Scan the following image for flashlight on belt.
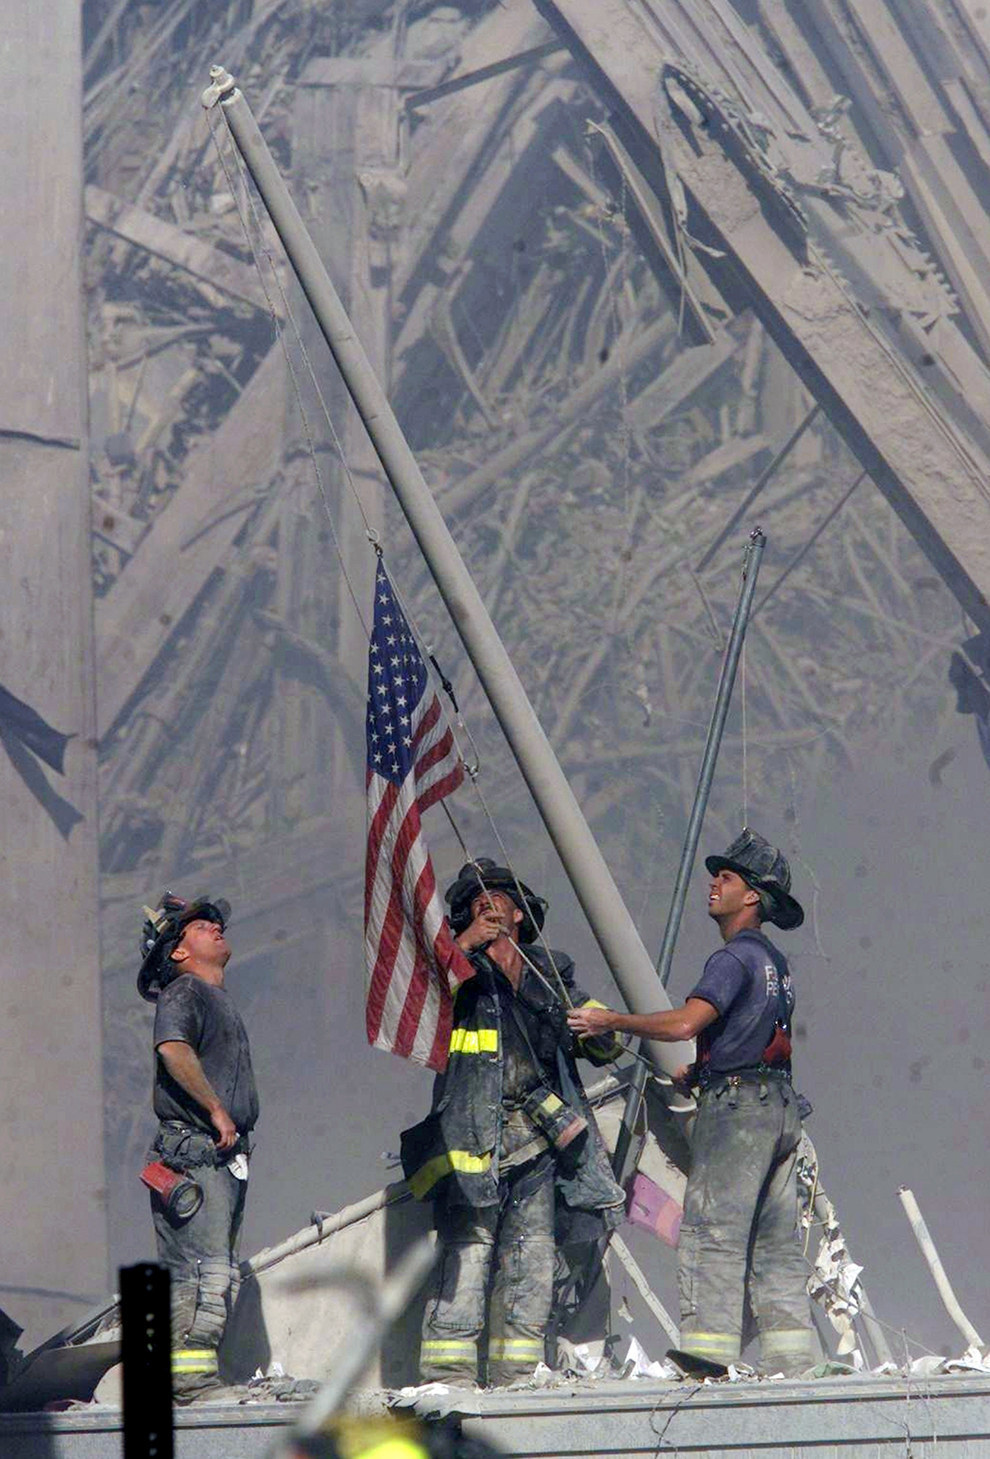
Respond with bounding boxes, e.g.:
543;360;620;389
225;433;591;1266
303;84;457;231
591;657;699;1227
140;1160;204;1222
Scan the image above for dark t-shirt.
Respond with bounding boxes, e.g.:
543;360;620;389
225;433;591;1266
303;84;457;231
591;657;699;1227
153;975;259;1134
690;929;795;1076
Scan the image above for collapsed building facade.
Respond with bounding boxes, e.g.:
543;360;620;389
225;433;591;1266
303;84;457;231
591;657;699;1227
3;0;990;1452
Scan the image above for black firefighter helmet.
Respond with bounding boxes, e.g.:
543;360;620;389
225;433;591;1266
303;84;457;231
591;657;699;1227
444;858;547;944
137;892;231;1002
704;828;804;931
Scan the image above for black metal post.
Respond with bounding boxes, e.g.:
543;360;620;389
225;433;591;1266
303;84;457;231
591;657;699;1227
121;1262;173;1459
656;526;765;989
612;528;766;1180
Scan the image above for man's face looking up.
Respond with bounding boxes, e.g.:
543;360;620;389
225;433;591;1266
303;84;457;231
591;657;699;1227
469;890;521;936
172;916;231;969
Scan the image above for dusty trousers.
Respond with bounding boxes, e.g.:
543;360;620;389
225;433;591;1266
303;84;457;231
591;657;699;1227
421;1158;555;1387
149;1125;246;1400
677;1079;815;1376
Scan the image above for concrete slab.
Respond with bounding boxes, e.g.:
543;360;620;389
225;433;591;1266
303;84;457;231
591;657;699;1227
5;1374;990;1459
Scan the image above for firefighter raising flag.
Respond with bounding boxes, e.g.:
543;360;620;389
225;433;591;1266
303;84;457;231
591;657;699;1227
364;560;474;1070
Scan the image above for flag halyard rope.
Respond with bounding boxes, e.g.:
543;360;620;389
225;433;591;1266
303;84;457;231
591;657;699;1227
205;102;634;1037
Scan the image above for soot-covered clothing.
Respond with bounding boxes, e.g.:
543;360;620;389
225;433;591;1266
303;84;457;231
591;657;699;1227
148;1128;247;1398
153;976;259;1134
401;945;624;1219
690;929;794;1078
409;945;624;1386
497;957;569;1165
678;927;813;1374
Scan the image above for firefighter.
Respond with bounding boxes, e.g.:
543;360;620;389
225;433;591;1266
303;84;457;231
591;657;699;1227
567;829;816;1378
401;859;626;1388
137;893;259;1402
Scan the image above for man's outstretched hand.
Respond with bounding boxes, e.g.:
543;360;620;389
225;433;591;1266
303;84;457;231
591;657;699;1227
567;1004;617;1037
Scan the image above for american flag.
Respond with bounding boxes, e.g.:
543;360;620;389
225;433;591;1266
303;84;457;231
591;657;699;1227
364;561;475;1071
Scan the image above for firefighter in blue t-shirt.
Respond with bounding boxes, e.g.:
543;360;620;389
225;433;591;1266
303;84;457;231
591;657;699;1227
567;829;815;1378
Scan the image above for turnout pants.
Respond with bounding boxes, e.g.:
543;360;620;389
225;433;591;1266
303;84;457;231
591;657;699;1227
421;1159;555;1387
677;1079;815;1377
149;1125;247;1400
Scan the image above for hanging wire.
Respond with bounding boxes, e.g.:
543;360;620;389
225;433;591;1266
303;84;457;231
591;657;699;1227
584;120;635;579
384;568;483;780
206;106;375;636
214;104;381;550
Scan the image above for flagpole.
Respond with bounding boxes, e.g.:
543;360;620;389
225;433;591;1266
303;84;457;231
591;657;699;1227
202;66;695;1089
612;529;765;1179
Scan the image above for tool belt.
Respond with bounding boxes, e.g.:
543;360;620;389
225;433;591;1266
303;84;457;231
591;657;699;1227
153;1121;250;1171
698;1065;792;1091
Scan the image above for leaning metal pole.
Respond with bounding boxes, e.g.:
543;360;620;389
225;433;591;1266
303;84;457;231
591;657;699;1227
657;527;765;989
898;1187;985;1352
613;529;765;1177
203;67;693;1086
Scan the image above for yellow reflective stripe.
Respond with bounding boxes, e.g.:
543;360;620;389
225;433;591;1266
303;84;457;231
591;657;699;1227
449;1027;498;1055
761;1328;814;1353
409;1148;491;1199
489;1337;543;1357
421;1339;478;1353
405;1143;492;1202
680;1330;740;1359
171;1348;218;1374
537;1091;562;1113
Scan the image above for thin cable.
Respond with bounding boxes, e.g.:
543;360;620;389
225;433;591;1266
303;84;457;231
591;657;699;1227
217;103;381;545
386;582;668;1058
212;107;537;909
802;1259;942;1360
438;804;655;1075
208;105;651;1063
381;566;583;1013
206;107;373;637
649;1381;704;1450
455;786;574;1010
385;568;483;778
584;122;635;592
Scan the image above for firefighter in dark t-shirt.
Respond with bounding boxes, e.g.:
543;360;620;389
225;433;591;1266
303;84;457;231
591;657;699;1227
568;829;816;1377
138;893;258;1402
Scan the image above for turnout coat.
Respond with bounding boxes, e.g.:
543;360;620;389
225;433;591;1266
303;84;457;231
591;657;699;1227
400;945;627;1225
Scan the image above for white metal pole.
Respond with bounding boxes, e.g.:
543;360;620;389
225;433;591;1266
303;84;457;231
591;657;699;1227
898;1186;984;1351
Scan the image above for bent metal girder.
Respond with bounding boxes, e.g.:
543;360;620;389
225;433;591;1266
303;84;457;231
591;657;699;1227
531;0;990;631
